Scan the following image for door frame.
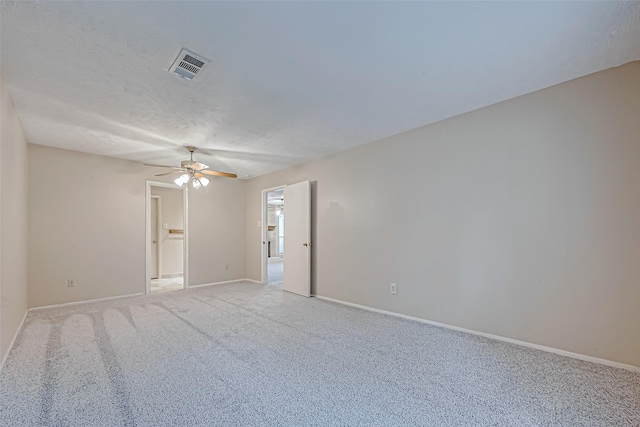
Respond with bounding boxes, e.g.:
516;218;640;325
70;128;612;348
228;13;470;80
146;180;188;294
261;185;286;283
151;195;162;279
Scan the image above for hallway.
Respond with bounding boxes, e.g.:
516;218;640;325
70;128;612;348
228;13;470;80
267;258;283;285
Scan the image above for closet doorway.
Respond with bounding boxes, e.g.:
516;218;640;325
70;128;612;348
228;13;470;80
146;181;188;293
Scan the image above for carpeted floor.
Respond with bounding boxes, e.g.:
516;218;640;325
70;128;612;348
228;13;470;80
1;281;639;426
268;258;283;284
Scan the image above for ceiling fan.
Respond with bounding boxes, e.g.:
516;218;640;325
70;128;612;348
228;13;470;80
144;146;237;188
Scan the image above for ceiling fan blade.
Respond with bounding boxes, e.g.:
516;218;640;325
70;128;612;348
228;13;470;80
191;162;208;171
144;163;185;171
155;171;183;177
198;169;238;179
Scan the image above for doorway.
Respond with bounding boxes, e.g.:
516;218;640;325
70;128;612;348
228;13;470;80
264;187;284;284
146;181;188;293
261;181;311;296
151;195;160;279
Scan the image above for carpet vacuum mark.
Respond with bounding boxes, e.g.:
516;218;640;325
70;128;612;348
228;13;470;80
1;281;639;426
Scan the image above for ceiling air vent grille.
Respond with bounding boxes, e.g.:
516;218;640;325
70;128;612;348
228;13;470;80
169;49;210;80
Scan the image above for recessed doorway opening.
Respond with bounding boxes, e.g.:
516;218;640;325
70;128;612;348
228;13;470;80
264;187;285;285
146;181;188;294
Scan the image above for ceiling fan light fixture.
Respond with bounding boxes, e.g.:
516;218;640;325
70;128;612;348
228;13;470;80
145;146;237;189
174;174;190;187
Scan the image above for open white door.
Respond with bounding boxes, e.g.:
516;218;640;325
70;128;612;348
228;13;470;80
283;180;311;297
151;197;159;279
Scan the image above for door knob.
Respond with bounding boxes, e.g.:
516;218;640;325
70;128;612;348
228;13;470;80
153;240;157;243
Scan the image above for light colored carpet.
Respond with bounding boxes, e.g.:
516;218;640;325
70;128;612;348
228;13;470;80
268;258;283;284
1;281;639;426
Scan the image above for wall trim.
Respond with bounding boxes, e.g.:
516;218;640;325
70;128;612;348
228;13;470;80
0;309;29;372
314;295;640;373
29;293;145;311
189;278;263;288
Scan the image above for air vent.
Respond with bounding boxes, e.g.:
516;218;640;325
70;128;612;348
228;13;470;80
169;49;210;80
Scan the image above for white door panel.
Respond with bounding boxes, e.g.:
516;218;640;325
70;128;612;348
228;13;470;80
283;180;311;297
151;198;159;279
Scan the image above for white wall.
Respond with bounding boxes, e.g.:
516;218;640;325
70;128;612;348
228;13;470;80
0;76;29;364
245;61;640;367
28;145;246;307
151;186;184;276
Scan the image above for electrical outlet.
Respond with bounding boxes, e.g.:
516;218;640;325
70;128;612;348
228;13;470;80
390;283;397;295
68;279;75;287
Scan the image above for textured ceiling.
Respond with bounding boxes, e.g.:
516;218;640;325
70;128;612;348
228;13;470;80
1;1;639;178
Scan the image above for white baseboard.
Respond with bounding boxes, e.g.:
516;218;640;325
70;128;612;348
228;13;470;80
30;293;145;311
314;295;640;374
0;309;29;372
189;278;262;288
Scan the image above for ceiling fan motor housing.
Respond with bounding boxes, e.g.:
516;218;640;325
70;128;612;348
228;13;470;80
181;160;207;170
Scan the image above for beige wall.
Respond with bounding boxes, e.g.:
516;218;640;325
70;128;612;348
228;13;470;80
188;178;246;286
28;145;151;306
0;76;29;363
246;61;640;367
28;145;247;307
151;186;184;276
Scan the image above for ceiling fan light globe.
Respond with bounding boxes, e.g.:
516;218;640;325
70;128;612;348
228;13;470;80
200;177;210;187
192;179;201;189
174;173;190;187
